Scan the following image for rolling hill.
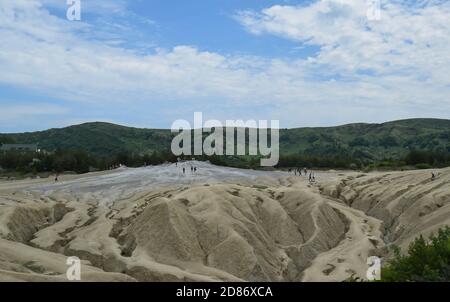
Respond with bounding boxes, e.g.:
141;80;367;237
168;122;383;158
1;118;449;163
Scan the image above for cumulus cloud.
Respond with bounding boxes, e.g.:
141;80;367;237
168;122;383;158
0;0;449;129
235;0;450;122
236;0;450;82
0;1;305;105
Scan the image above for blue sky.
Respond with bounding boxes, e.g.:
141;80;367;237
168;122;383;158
1;0;450;132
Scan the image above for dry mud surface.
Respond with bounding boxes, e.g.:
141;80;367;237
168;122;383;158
0;161;449;282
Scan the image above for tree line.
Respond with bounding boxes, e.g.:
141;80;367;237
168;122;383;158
0;148;449;175
0;149;177;174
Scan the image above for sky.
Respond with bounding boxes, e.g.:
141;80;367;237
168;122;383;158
0;0;450;132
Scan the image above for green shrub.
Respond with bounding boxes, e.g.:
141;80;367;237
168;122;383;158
381;227;450;282
415;163;432;169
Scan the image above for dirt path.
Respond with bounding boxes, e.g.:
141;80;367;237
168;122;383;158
301;195;384;281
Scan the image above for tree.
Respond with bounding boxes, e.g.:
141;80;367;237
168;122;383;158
379;136;398;148
0;135;16;144
349;137;370;147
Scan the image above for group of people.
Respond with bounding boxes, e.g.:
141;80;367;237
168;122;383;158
288;167;316;183
289;167;308;176
176;162;198;175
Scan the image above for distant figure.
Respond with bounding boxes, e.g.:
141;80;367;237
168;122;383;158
176;162;178;167
304;168;307;176
431;172;436;181
294;170;297;176
309;172;312;182
55;174;59;182
312;173;316;182
194;167;197;173
183;167;186;174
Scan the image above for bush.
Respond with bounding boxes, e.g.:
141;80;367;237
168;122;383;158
415;163;432;169
381;227;450;282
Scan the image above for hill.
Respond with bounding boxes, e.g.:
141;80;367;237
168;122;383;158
1;118;449;164
0;122;174;156
280;118;450;161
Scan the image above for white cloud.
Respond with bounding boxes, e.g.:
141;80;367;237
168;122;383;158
0;1;300;105
0;103;68;122
0;0;449;130
235;0;450;121
236;0;450;81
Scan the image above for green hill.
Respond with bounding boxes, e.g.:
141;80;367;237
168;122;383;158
280;118;450;162
1;118;449;164
1;122;174;156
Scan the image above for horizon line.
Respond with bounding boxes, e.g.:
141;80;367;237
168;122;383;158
1;117;449;134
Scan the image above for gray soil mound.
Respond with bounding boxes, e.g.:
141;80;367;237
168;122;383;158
0;162;448;281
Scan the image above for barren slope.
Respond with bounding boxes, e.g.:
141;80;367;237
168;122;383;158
0;162;448;282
